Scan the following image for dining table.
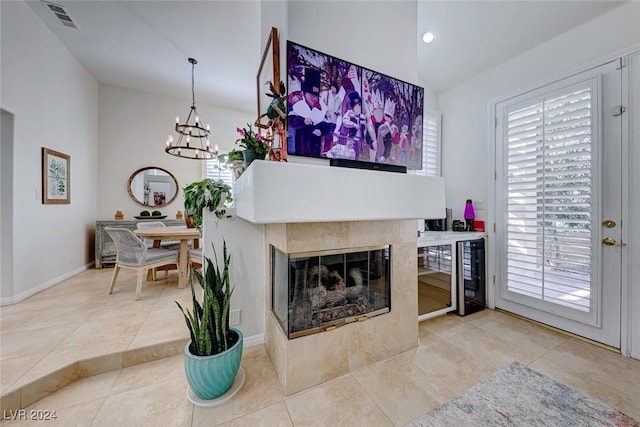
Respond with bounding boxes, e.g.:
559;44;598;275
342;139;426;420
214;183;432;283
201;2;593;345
134;226;200;289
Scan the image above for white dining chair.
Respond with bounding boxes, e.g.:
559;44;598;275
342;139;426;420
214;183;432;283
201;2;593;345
135;221;181;279
105;227;179;300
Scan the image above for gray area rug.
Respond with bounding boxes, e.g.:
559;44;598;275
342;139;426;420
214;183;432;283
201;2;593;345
408;361;639;427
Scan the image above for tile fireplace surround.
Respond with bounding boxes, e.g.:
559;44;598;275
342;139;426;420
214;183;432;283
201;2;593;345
265;220;419;395
207;161;446;396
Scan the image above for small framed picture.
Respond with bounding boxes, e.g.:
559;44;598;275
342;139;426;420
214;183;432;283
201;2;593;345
42;147;70;204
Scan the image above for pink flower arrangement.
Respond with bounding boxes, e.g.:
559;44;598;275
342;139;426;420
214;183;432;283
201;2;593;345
235;123;269;157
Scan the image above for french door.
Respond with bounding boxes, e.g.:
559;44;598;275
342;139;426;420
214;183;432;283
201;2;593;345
494;59;623;348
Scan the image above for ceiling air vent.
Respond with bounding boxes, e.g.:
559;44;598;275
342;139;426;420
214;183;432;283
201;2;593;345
42;1;78;29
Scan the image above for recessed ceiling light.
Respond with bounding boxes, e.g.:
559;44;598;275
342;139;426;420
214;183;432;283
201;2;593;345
422;32;434;44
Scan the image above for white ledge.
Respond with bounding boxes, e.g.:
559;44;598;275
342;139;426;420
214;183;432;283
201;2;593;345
233;161;446;224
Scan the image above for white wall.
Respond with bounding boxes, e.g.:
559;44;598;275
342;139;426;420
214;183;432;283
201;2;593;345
260;0;287;76
288;1;419;90
263;1;438;108
202;209;265;341
439;1;640;221
418;76;439;111
0;1;98;301
1;110;14;299
438;2;640;357
289;0;438;108
97;84;255;220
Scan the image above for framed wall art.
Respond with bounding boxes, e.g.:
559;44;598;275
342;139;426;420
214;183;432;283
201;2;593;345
256;27;287;161
42;147;70;204
256;27;280;126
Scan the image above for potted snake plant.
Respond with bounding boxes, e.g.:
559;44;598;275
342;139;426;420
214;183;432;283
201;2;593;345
176;241;243;400
182;178;232;231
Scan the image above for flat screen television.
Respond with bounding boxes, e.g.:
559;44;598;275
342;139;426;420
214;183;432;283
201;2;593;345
287;40;424;170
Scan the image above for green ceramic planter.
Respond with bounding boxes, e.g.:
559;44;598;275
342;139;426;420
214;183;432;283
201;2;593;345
243;149;260;167
184;328;243;400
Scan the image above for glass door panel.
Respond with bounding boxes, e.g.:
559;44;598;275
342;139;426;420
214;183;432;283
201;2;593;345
418;243;456;319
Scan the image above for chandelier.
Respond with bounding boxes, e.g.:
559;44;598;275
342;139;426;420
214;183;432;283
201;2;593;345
165;58;218;160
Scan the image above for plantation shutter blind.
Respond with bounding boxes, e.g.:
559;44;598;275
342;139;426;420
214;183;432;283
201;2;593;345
204;159;234;190
415;110;441;177
505;83;594;312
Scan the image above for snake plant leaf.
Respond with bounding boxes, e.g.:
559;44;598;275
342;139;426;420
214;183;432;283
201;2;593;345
211;293;223;351
175;302;198;354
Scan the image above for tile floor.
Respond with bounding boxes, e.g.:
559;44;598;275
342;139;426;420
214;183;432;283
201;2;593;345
1;267;639;426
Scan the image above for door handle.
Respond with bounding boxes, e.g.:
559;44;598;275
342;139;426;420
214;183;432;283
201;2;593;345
602;237;626;247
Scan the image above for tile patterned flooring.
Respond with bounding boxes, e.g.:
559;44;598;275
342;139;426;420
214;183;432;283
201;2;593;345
1;267;639;426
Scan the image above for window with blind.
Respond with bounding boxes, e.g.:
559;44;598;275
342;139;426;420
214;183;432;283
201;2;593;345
204;159;234;191
504;80;596;313
415;110;441;177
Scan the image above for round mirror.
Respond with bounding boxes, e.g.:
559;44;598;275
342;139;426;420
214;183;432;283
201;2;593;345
127;166;178;207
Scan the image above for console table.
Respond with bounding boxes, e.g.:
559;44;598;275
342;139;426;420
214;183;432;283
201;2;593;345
95;219;186;268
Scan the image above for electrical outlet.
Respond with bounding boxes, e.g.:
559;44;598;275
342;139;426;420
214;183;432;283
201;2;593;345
475;200;484;210
230;309;240;326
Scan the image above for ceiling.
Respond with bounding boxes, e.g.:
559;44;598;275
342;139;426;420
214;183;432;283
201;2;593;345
416;1;625;92
26;0;261;112
26;1;624;111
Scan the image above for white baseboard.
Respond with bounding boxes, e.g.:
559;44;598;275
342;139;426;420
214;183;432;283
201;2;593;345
0;262;95;306
243;333;265;347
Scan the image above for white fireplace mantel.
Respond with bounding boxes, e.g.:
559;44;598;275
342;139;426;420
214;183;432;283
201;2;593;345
233;161;446;224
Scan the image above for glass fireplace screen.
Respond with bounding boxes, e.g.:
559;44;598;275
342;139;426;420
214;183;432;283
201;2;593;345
272;245;391;339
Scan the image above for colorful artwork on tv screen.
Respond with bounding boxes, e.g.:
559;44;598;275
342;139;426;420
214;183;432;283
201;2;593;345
287;41;424;170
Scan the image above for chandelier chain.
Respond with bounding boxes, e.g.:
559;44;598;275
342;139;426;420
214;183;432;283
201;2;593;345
191;60;196;108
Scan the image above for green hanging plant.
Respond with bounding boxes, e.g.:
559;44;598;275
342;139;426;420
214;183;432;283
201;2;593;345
182;178;232;231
